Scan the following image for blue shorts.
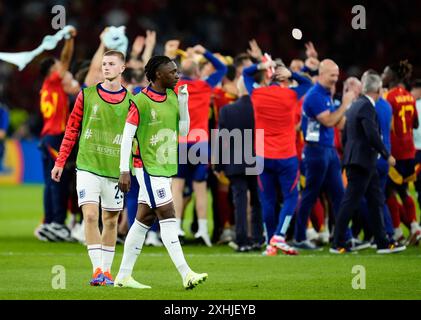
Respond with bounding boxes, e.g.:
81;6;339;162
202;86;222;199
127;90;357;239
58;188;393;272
183;175;193;197
176;142;209;182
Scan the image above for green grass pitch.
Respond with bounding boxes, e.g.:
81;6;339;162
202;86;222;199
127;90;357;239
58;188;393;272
1;184;421;300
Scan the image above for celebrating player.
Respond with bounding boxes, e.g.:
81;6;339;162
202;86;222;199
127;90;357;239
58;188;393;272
382;60;421;244
114;56;208;290
51;50;133;286
243;58;312;255
35;26;80;242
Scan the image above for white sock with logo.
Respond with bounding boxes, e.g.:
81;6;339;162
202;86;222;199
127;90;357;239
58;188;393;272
117;219;149;279
160;218;191;280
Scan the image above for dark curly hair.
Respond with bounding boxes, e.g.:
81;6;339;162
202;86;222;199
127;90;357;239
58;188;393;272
39;56;56;78
389;59;413;82
144;56;172;83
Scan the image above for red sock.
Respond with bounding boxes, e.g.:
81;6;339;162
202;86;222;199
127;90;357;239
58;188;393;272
402;196;416;227
310;198;325;232
387;194;401;228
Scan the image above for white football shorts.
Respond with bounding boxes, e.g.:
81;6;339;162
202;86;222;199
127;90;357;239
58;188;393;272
76;170;123;211
134;168;173;208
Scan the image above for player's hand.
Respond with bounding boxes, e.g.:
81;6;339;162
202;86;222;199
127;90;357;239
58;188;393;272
165;40;180;59
247;39;263;60
100;27;109;43
68;26;77;38
132;36;145;55
51;166;63;182
275;66;292;81
388;155;396;167
185;47;195;58
213;170;222;180
178;84;188;94
192;44;206;55
304;57;320;71
342;90;357;109
118;172;131;193
145;30;157;48
305;41;318;59
258;60;276;71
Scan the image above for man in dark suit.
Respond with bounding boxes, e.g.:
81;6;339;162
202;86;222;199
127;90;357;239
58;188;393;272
331;71;406;254
214;76;264;252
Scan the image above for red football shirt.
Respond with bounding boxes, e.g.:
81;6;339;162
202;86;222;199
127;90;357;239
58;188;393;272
386;86;418;160
251;85;298;159
40;71;69;136
295;97;304;161
212;87;237;128
175;79;212;143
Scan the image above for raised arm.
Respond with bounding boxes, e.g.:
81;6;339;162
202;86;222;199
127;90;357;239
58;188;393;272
242;61;276;94
127;35;145;69
192;45;227;87
58;27;77;78
316;91;356;127
290;72;313;99
242;64;259;95
141;30;156;66
164;40;180;60
84;28;108;86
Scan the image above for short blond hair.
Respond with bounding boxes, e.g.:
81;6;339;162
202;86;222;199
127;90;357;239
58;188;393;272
103;50;125;62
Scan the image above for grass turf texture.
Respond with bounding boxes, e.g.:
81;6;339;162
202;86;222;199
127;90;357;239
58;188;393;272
1;184;421;300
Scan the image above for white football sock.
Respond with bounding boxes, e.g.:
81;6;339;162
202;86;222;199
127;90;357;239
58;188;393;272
280;216;293;237
197;219;208;235
393;228;403;240
101;245;115;273
160;218;191;280
175;218;183;232
410;221;420;234
117;219;149;279
87;244;102;273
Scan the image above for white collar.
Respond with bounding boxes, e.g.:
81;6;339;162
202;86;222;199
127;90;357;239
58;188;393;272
364;94;376;107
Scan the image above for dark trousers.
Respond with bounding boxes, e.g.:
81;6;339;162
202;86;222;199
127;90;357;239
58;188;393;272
40;134;69;225
294;145;346;241
229;175;264;246
333;165;389;249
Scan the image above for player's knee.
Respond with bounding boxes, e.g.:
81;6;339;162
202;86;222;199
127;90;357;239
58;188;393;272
102;215;118;229
84;211;99;225
138;214;155;226
155;204;175;220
